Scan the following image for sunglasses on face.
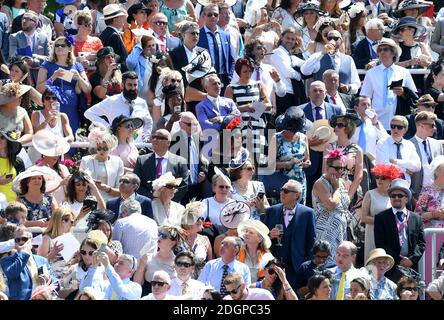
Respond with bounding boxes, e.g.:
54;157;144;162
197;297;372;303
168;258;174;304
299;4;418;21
228;284;242;295
151;280;167;287
164;184;177;189
402;287;418;292
334;123;346;129
327;36;340;41
55;43;68;48
44;96;58;101
280;188;297;194
373;175;388;181
80;249;94;256
158;231;174;240
390;124;405;130
15;237;30;243
267;268;275;275
217;185;230;190
119;179;131;184
330;165;346;171
176;261;193;268
154;21;168;26
122;123;134;129
96;146;109;152
170;78;182;83
206;12;219;18
187;31;200;36
389;193;407;199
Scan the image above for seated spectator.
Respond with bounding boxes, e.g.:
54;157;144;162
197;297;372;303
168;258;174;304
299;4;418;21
0;129;24;202
79;126;124;202
168;251;206;299
83;252;142;300
224;272;274;300
346;277;371;300
140;270;175;300
306;270;333;300
122;3;150;54
89;46;122;107
4;201;28;225
0;225;58;300
396;275;419;300
201;287;222;300
425;61;444;121
426;272;444;300
365;248;397;300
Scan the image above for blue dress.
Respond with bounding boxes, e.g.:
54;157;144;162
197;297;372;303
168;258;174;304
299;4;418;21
276;132;307;204
42;61;84;134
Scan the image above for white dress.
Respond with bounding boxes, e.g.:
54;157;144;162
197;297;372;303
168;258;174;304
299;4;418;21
364;189;391;262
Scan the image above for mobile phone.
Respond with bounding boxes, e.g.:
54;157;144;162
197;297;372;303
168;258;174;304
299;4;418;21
5;173;13;179
258;192;265;199
174;105;181;113
37;265;48;275
98;243;107;254
83;198;97;211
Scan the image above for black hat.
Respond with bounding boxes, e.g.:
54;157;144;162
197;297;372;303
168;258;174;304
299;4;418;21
0;129;22;156
329;112;362;128
395;0;430;17
295;2;325;18
111;115;144;135
96;46;119;62
127;3;151;23
162;85;182;100
87;209;115;230
392;16;426;38
275;107;311;133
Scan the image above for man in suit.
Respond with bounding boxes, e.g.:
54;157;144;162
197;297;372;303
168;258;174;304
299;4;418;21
352;18;384;70
410;111;444;199
106;173;154;223
323;70;352;113
99;4;128;68
134;129;188;202
298;81;343;207
197;4;235;91
11;0;55;41
0;226;58;300
365;0;393;18
170;112;209;203
262;179;316;290
405;95;444;140
374;179;426;283
431;16;444;56
149;13;180;52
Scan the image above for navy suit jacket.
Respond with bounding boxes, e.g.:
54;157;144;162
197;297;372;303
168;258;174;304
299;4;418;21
352;38;374;70
106;193;154;223
197;27;235;78
299;102;343;176
0;252;57;300
99;27;128;64
262;203;316;276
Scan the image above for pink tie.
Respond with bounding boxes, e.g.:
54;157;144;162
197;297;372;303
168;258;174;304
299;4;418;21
155;157;163;178
284;209;291;228
159;35;166;52
331;95;336;104
255;68;260;81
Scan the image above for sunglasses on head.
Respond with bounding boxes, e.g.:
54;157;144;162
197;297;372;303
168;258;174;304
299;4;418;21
15;237;30;243
281;187;297;194
176;261;193;268
334;123;346;129
96;146;109;152
389;193;407;199
327;36;340;41
228;284;242;295
390;124;405;130
80;249;94;256
151;280;167;287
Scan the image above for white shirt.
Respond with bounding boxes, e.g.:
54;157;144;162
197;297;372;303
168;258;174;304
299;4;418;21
270;46;303;94
414;135;433;187
327;93;346;113
360;63;417;129
328;266;368;300
112;213;158;259
300;51;361;94
84;93;153;143
376;136;421;184
201;197;234;226
351;117;389;157
168;277;206;300
184;45;199;63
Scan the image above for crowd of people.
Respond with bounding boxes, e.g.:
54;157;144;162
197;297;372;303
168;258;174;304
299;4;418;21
0;0;444;301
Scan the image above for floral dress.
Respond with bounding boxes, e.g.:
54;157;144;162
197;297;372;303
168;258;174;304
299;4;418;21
276;132;307;204
19;194;53;221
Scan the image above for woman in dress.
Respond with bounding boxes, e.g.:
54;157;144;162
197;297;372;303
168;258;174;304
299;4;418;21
361;164;402;262
150;172;185;227
156;86;186;135
272;107;311;204
224;58;272;166
343;2;367;54
271;0;301;30
109;115;143;172
36;36;92;134
295;2;323;49
312;147;350;266
425;61;444;120
0;130;24;202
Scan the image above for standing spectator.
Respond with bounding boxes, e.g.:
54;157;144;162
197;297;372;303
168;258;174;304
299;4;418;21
11;0;55;41
429;5;444;56
352;18;384;70
328;241;367;300
149;12;180;52
344;2;367;55
122;3;150;54
271;0;300;30
99;4;128;66
159;0;196;33
0;130;24;202
365;248;397;300
223;272;274;300
85;71;153;143
294;2;323;49
262;179;316;290
360;38;417;129
424;61;444;121
361;164;402;262
374;178;426;283
365;0;393;18
112;199;158;260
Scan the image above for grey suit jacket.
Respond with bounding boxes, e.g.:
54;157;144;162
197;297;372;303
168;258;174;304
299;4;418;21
8;30;50;65
410;136;444;198
431;19;444;55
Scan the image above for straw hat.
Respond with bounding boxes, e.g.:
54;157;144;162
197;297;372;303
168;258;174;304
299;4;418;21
372;38;402;63
237;219;271;249
306;119;337;152
152;172;182;197
415;94;438;107
13;165;62;193
219;200;250;229
32;130;70;157
365;248;395;271
103;4;126;21
0;83;32;105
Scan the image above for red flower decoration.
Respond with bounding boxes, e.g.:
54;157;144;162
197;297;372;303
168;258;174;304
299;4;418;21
202;221;212;228
225;116;242;131
371;164;403;181
324;147;346;160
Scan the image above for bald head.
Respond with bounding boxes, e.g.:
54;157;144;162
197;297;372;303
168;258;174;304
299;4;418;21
151;129;171;155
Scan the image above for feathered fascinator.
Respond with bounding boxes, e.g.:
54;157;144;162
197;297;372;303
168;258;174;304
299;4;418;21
347;2;366;19
324;147;346;161
313;16;333;32
64;31;75;47
371;164;403;181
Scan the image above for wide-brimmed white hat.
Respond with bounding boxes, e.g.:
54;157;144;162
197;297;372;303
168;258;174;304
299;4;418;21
365;248;395;272
182;50;215;84
13;165;62;193
372;38;402;63
237;219;271;249
152;172;182;197
32;130;70;157
220;200;250;229
306;119;337;152
103;4;126;21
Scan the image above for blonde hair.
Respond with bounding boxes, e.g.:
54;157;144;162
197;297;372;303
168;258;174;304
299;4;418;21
49;37;75;66
43;207;75;239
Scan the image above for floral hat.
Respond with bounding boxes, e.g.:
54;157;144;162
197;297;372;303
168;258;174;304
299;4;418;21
0;82;32;105
0;129;22;156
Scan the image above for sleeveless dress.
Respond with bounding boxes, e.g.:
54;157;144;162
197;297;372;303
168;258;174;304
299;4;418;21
312;175;350;266
276;132;308;204
19;194;53;221
364;189;391;262
230;81;267;165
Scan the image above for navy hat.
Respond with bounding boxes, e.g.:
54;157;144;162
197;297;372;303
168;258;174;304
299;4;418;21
329;112;361;128
96;46;119;62
275;107;311;133
127;3;151;23
111;115;144;135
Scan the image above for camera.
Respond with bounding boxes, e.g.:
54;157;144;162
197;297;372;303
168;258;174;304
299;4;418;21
114;64;121;70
